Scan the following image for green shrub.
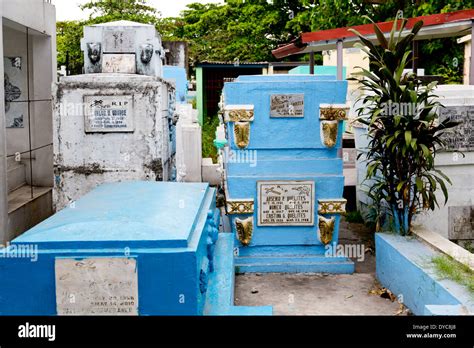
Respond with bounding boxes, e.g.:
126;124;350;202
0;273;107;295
350;14;459;235
202;116;220;162
345;210;365;224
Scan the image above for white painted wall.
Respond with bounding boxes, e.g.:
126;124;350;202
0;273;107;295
0;0;56;242
413;85;474;238
355;85;474;239
464;39;471;85
175;104;202;182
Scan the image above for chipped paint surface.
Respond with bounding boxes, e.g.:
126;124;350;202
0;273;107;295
53;74;176;211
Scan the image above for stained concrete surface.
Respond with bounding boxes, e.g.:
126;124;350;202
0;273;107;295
234;218;406;315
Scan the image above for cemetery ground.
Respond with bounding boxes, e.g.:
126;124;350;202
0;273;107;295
234;217;408;315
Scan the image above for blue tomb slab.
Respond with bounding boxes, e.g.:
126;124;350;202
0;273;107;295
0;181;222;315
222;75;354;273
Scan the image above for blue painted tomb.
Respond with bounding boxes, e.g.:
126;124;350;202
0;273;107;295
0;181;222;315
221;74;354;273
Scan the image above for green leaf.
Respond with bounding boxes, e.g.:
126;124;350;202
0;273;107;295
405;131;412;147
435;176;449;204
415;177;423;191
373;22;388;49
434;169;452;185
396;181;405;192
419;144;431;157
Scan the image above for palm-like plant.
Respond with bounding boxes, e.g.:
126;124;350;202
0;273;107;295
350;15;459;235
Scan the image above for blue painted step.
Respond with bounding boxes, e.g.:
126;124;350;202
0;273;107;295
235;245;355;274
235;261;354;274
204;233;273;315
237;255;350;265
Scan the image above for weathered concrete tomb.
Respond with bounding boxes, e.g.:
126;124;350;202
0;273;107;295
53;21;176;211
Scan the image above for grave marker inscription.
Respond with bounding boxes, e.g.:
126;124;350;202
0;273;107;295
55;258;138;315
270;94;304;117
439;105;474;151
84;95;134;132
258;180;314;226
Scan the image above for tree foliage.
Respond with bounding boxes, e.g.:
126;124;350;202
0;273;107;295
169;0;308;64
57;21;84;75
81;0;160;24
291;0;474;81
351;16;460;235
57;0;473;77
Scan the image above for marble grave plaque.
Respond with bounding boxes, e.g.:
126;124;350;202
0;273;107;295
270;94;304;117
258;180;314;226
102;54;136;73
439;105;474;151
448;206;473;240
84;95;134;132
55;257;138;315
103;29;135;53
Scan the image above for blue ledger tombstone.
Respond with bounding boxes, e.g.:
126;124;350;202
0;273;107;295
0;181;220;315
222;74;354;273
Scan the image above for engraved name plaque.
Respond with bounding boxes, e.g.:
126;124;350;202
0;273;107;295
258;180;315;226
103;29;135;53
84;95;134;132
439;105;474;151
270;94;304;117
102;54;136;74
55;258;139;315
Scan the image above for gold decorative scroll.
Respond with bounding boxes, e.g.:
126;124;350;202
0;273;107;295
319;104;349;121
227;199;254;215
318;215;335;245
234;121;250;149
321;121;338;148
224;105;254;122
235;217;253;246
318;199;347;214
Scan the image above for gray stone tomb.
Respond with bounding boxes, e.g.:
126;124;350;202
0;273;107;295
53;21;176;211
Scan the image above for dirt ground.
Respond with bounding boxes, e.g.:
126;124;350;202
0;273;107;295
234;218;407;315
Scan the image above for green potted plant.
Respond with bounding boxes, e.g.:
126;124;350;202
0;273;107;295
350;15;459;235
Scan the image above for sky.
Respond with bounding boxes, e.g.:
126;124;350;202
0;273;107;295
52;0;224;21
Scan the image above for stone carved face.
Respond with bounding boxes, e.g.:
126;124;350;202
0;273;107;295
140;44;154;64
87;43;101;64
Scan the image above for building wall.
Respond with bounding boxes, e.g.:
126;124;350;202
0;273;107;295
462;38;471;85
0;15;7;241
196;67;204;126
0;0;56;242
323;47;369;90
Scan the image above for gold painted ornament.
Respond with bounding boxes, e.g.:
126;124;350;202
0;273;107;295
233;121;250;149
321;120;338;148
235;217;253;246
318;215;335;245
